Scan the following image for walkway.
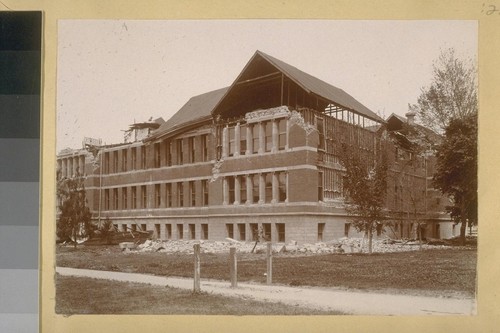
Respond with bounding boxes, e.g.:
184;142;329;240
56;267;476;316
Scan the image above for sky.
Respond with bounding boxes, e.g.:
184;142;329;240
57;20;477;151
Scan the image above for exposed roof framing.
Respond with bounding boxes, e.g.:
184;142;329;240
212;50;384;123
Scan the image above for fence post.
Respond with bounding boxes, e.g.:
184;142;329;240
266;242;272;285
230;246;237;288
193;243;201;293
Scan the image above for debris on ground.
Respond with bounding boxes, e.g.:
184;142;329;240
128;237;460;255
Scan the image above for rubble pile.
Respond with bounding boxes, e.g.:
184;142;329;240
127;237;450;255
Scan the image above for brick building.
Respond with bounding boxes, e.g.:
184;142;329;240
57;51;455;243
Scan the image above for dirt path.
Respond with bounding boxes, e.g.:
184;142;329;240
56;267;476;315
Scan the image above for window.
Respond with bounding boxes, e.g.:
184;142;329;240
154;142;161;168
166;183;172;207
250;223;258;241
122;224;127;232
316;117;325;150
240;176;247;204
131;147;137;170
278;118;287;150
276;223;285;242
141;185;147;208
131;224;137;232
238;223;246;241
113;151;118;173
202;180;209;206
252;124;259;154
188;137;195;163
228;177;235;204
113;188;118;210
189;224;195;239
104;152;110;174
226;224;234;239
278;172;287;202
154;224;160;239
141;224;147;232
122;187;127;209
131;187;137;209
104;189;110;210
318;172;324;201
252;174;259;203
165;224;172;239
141;146;147;169
265;173;272;203
265;121;272;152
155;184;161;208
189;181;196;207
228;126;235;157
178;182;184;207
165;140;172;166
240;124;247;155
177;224;183;239
318;223;325;241
177;139;183;165
201;224;208;240
344;223;350;237
122;149;128;171
201;134;209;162
262;223;271;241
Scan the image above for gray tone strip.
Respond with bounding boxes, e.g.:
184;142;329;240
0;182;39;226
0;269;38;313
0;138;39;182
0;95;40;138
0;226;38;268
0;314;38;332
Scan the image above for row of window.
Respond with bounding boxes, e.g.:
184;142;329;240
224;171;287;205
103;180;210;210
112;221;364;242
223;118;287;158
102;134;211;174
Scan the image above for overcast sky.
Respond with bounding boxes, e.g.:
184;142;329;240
57;20;477;151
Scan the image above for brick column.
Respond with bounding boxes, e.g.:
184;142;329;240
272;120;278;153
234;176;241;205
222;126;228;158
259;173;265;204
246;174;252;204
246;125;252;155
258;122;265;154
234;123;240;157
272;172;279;204
223;177;229;205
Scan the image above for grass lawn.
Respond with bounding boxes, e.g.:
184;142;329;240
56;274;342;315
57;245;477;298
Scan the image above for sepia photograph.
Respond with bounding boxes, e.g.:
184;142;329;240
54;20;477;316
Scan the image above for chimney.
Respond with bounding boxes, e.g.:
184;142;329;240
405;111;416;125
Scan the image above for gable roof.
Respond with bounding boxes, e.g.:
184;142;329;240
212;50;383;123
148;87;229;140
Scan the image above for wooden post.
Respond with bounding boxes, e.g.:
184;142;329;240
229;246;237;288
266;242;272;285
193;243;200;293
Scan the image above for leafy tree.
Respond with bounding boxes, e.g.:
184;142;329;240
409;48;477;134
57;172;93;248
433;114;477;245
339;142;388;254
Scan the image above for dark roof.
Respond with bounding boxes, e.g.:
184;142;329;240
148;87;229;140
224;51;383;122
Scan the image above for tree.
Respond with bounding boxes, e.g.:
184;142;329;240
57;172;93;248
409;48;477;134
339;142;388;254
433;114;477;245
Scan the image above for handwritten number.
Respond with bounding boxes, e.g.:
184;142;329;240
482;3;500;15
